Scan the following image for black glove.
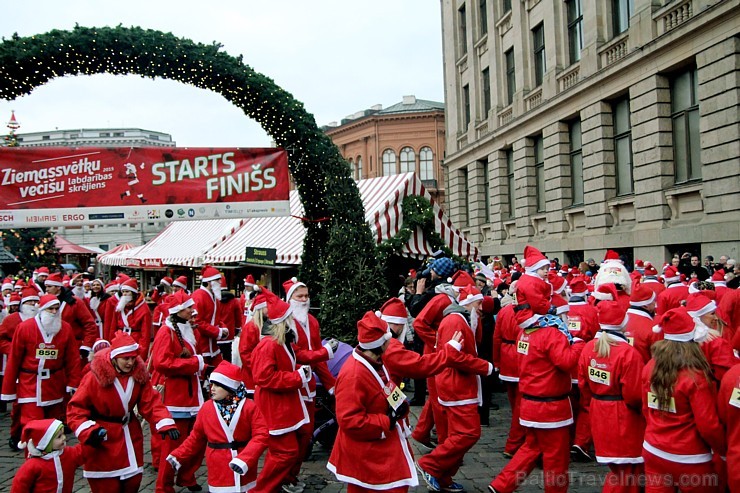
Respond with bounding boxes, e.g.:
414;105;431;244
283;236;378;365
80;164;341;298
79;348;90;359
156;285;164;294
387;401;410;430
547;304;557;315
86;427;107;446
161;428;180;440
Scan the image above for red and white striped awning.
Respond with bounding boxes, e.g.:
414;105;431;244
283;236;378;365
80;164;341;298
96;243;137;266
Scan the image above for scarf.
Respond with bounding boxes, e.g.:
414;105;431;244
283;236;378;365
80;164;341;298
536;314;574;343
215;383;247;426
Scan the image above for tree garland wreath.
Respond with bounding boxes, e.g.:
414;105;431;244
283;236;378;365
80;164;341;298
0;25;386;338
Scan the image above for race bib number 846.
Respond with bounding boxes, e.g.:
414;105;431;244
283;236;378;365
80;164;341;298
588;366;610;386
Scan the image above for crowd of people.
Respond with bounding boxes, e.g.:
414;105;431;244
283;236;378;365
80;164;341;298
0;244;738;493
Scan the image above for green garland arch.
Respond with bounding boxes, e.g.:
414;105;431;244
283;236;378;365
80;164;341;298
0;25;387;337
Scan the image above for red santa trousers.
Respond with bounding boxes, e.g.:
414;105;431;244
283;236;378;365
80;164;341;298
156;418;203;493
643;450;719;493
504;383;525;455
418;404;480;487
602;463;644;493
490;426;571;493
150;421;162;468
410;378;448;444
287;401;315;484
347;485;408;493
9;403;22;440
258;431;302;493
570;384;591;449
88;473;142;493
18;402;65;429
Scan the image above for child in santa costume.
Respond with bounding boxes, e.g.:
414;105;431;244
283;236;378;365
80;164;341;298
718;363;740;493
489;245;585;493
191;266;230;366
167;361;268;493
238;291;269;396
1;294;81;432
578;286;646;492
10;419;84;493
105;279;151;360
149;291;207;493
67;331;178;493
683;293;739;381
327;310;418;492
641;307;726;493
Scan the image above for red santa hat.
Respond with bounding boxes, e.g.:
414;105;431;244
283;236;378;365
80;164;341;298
172;276;188;290
8;293;21;307
168;290;195;315
378;298;408;325
515;276;551;328
549;274;567;295
662;265;681;283
685;294;716;319
267;297;293;324
37;267;50;276
569;279;588;297
250;291;271;312
62;275;71;287
209;361;243;394
38;294;60;311
116;273;131;283
629;284;656;307
458;285;483;306
644;265;658;277
20;287;40;304
220;274;228;289
652;307;695;342
604;250;620;262
451;270;476;288
523;245;549;273
282;277;307;302
357;310;392;350
14;279;26;290
598;300;628;331
244;274;256;286
201;266;221;283
482;296;496;315
1;277;13;291
549;261;558;271
44;273;64;288
18;419;64;456
634;259;645;269
121;278;139;294
711;270;726;284
104;282;119;293
592;282;618;302
110;331;139;359
160;276;173;287
92;338;111;353
408;269;417;279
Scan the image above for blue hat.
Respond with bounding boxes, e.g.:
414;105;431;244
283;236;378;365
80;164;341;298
425;257;455;278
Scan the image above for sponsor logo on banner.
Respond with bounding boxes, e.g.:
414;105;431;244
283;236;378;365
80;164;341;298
147;210;161;219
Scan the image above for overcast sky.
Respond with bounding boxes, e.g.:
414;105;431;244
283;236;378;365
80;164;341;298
0;1;444;147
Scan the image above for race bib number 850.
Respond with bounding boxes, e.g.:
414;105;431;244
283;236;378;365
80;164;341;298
35;348;58;359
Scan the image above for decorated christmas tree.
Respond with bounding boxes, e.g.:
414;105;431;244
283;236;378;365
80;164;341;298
0;228;59;270
4;110;20;147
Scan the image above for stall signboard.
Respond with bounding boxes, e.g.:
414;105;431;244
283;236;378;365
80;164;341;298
244;247;277;266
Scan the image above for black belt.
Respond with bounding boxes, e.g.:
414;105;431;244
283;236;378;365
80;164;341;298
207;440;247;450
20;367;62;377
93;413;133;425
513;303;531;313
522;393;570;402
502;338;516;345
591;394;624;401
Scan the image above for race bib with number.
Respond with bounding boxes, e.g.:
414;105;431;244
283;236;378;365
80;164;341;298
730;388;740;410
35;348;59;359
567;320;581;332
385;383;407;411
588;366;611;386
647;391;676;413
517;340;529;355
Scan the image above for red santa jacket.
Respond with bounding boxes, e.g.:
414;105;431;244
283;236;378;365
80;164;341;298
191;287;226;358
327;350;418;490
152;302;168;336
0;311;31;375
217;292;243;342
238;320;261;394
719;288;740;347
170;397;268;492
517;325;585;428
59;293;98;353
413;291;455;353
107;297;152;359
641;361;726;463
294;314;335;397
640;279;665;299
88;294;112;339
567;300;599;342
384;336;458;386
578;334;645;463
150;319;205;416
717;364;740;493
10;444;84;493
1;316;81;405
699;334;739;382
655;284;689;317
435;308;493;407
67;349;176;479
623;308;660;364
251;336;312;435
492;304;520;382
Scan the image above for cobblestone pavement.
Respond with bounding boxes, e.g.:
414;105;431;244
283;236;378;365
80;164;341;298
0;393;606;492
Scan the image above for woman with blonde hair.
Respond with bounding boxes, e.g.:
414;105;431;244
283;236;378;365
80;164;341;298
641;307;726;493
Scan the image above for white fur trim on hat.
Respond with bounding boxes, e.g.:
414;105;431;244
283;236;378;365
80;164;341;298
518;312;541;329
38;298;60;311
172;280;188;289
687;300;716;319
664;329;696;342
380;314;408;325
44;279;64;287
210;372;241;392
168;298;195;315
592;290;614;301
358;329;393;350
111;343;139;359
630;291;656;307
202;272;221;283
285;278;307;302
21;293;40;304
160;278;172;287
121;285;138;294
459;293;484;306
269;305;293;325
599;314;629;332
525;258;550;273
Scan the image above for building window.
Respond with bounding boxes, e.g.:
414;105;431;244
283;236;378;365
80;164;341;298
569;120;584;205
348;158;355;179
671;67;701;183
482;68;491;116
463;84;471;129
382;149;397;176
533;23;546;87
503;0;511;14
481;159;491;223
113;132;124;137
458;4;468;57
461;168;470;226
479;0;488;37
149;134;160;140
506;149;515;218
420;147;434;181
357;156;363;179
42;135;50;140
613;97;633;195
567;0;583;63
534;136;545;212
505;48;515;105
99;132;110;137
400;147;415;174
613;0;633;35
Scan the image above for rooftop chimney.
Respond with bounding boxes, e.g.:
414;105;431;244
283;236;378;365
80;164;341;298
402;95;416;105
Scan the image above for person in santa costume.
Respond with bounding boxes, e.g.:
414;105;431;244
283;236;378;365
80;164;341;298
717;363;740;493
683;293;739;381
104;279;151;360
655;266;689;317
88;279;113;339
217;275;242;364
172;275;190;294
32;267;50;296
489;245;585;493
44;272;98;361
623;284;660;364
1;294;81;434
10;418;84;493
241;274;259;320
578;286;646;492
167;361;268;493
149;290;208;493
416;285;495;492
2;276;14;307
593;257;632;311
151;276;174;306
7;291;21;315
239;290;270;396
719;287;740;350
251;295;336;493
191;266;230;365
67;332;178;493
327;310;418;492
640;265;665;297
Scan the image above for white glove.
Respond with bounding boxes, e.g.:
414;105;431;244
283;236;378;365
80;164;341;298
166;455;181;471
299;365;312;382
327;338;340;352
219;327;230;340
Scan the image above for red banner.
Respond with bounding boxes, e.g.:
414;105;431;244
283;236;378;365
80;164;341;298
0;147;290;228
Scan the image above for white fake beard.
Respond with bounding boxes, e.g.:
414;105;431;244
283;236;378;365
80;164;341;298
470;309;480;334
211;281;222;301
39;311;62;337
89;296;100;312
290;299;310;329
693;319;711;343
177;321;197;345
20;304;38;321
72;285;86;299
116;294;133;313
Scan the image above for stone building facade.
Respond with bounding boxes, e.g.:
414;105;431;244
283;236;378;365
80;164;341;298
441;0;739;265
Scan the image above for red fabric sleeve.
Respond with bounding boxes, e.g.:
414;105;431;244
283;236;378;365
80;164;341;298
383;339;450;380
76;301;99;350
334;366;391;441
252;343;304;391
688;373;727;456
170;404;208;462
150;329;202;377
621;349;645;410
234;403;269;470
64;326;82;389
545;329;584;373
